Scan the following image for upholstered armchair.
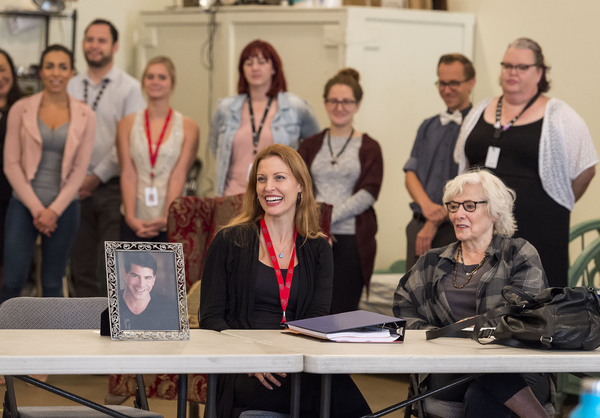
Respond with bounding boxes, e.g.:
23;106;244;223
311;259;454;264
167;194;245;289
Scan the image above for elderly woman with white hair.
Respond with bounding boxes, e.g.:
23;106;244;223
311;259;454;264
394;169;552;418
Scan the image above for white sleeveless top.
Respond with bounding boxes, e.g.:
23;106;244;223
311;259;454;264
129;109;184;221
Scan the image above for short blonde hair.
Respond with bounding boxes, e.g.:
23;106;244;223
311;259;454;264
443;169;517;237
142;56;176;87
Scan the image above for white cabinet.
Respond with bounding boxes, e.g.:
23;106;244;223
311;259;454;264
138;5;474;270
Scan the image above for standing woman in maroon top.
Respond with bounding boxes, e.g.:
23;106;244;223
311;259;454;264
298;68;383;313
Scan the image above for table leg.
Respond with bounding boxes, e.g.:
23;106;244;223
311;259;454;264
320;374;332;418
177;374;188;418
135;374;149;410
205;374;217;418
290;373;301;418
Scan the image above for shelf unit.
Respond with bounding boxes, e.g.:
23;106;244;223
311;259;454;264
1;9;78;94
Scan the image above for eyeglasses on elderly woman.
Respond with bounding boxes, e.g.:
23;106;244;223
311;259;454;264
445;200;488;213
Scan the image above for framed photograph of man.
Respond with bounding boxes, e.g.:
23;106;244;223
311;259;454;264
105;241;189;340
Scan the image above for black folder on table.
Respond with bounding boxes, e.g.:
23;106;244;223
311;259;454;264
286;310;406;342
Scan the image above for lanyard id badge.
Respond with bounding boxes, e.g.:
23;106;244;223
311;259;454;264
145;186;159;207
485;146;501;169
143;108;173;207
260;218;297;324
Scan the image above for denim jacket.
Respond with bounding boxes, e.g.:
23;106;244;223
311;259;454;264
209;92;320;196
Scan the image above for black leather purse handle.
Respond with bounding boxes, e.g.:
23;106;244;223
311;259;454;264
501;285;541;307
425;304;524;343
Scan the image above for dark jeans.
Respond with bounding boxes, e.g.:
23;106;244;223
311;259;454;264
69;179;121;297
232;373;371;418
331;234;364;314
120;217;167;243
1;198;80;303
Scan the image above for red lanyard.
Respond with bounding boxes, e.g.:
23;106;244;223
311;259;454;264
144;108;173;179
260;218;297;324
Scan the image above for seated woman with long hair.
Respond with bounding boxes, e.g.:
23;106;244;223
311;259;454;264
200;144;371;417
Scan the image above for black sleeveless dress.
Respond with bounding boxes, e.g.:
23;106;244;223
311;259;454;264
464;114;569;288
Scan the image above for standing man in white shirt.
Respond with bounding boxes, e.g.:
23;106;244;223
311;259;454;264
68;19;145;296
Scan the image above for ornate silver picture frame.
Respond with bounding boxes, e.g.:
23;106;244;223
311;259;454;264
105;241;189;340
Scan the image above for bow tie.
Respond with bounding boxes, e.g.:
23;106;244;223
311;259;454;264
439;110;463;126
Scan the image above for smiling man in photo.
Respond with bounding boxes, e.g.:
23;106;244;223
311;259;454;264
119;252;179;331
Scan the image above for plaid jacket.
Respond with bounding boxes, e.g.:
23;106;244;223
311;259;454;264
393;235;548;330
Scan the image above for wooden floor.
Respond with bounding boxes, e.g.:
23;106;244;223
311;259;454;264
0;373;579;417
0;373;410;417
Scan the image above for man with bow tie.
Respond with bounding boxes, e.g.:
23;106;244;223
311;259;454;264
403;53;476;270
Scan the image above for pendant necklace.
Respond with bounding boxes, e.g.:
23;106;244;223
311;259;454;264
327;128;354;167
453;242;488;289
275;242;290;259
493;91;541;140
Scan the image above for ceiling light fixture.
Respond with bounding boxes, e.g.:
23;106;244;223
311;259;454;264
32;0;66;12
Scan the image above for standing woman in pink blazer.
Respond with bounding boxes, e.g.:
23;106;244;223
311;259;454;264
0;45;95;303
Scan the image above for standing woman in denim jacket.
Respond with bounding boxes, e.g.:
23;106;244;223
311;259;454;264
209;39;320;196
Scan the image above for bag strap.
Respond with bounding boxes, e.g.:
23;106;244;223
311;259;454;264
502;285;541;307
425;315;481;340
425;303;523;342
471;304;531;345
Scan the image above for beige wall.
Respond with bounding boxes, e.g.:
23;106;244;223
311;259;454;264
4;0;598;270
71;0;170;74
133;2;600;270
0;0;168;76
447;0;600;229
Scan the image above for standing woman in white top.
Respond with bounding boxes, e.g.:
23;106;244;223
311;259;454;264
454;38;597;288
117;56;199;242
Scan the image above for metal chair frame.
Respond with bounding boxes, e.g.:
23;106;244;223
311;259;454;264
0;297;159;418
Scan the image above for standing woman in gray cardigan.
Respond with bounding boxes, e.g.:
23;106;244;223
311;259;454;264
299;68;383;313
209;39;320;197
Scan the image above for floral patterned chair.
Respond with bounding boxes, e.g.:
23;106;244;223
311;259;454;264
107;194;332;413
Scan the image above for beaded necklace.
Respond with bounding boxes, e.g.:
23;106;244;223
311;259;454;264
493;91;540;140
453;242;488;289
83;79;109;111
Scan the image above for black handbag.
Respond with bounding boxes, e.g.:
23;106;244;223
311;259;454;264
426;286;600;350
